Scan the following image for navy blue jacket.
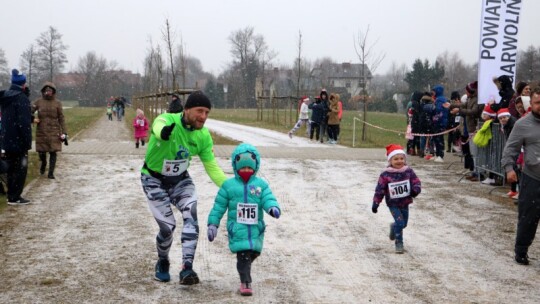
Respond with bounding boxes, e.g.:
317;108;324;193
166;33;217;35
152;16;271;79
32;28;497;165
0;84;32;153
309;101;326;123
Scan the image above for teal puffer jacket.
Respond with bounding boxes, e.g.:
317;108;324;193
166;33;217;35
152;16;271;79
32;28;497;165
207;143;280;253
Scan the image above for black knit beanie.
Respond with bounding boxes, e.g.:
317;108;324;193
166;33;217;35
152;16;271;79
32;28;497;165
184;91;212;110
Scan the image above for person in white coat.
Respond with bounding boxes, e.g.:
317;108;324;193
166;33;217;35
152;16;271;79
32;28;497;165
288;96;311;138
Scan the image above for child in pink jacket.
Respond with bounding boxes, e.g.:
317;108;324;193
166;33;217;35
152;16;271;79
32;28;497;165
133;109;149;148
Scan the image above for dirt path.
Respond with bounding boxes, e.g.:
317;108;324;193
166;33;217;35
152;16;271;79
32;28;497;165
0;114;539;303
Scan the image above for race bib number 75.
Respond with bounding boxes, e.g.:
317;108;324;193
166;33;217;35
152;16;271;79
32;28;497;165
388;180;411;199
237;203;258;225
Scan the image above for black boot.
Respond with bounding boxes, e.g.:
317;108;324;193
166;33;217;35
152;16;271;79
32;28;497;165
136;142;139;149
48;152;57;179
39;152;47;175
141;140;145;146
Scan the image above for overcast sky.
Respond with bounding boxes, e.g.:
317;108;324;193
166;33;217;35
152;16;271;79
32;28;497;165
3;0;540;76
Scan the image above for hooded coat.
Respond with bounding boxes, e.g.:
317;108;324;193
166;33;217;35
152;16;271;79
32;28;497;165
133;109;149;139
208;143;280;253
0;84;32;153
32;82;67;152
491;75;515;113
430;85;449;132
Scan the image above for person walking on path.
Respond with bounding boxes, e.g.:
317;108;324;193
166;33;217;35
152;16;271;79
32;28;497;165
327;93;340;144
140;91;227;285
371;144;422;253
168;94;183;113
288;96;310;139
318;89;330;143
132;108;149;148
32;82;67;179
207;143;281;296
0;69;32;205
501;86;540;266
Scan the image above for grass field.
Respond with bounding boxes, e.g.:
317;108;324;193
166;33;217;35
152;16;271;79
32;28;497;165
1;107;104;207
209;108;409;148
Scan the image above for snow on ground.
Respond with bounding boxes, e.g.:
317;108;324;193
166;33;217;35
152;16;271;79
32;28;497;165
0;115;539;303
205;118;344;148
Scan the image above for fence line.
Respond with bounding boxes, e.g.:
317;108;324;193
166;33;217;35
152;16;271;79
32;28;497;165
473;122;507;182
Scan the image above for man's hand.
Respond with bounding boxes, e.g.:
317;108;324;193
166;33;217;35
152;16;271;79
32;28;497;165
160;123;176;140
506;170;518;184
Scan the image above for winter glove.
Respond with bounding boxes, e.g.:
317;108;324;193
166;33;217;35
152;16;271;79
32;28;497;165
371;202;379;214
207;225;218;242
269;207;280;219
60;133;68;146
160;123;176;140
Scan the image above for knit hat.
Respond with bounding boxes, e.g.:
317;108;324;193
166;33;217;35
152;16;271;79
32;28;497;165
482;104;496;117
386;144;406;161
184;91;212;110
466;81;478;94
497;108;511;117
450;91;461;100
11;69;26;85
302;96;309;102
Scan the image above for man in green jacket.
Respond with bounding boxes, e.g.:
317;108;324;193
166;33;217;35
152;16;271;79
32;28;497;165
141;91;227;284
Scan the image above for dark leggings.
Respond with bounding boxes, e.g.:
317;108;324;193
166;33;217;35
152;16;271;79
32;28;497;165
237;250;260;283
310;122;321;140
515;173;540;255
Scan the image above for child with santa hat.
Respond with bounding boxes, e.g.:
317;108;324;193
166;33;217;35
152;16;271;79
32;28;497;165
371;144;422;253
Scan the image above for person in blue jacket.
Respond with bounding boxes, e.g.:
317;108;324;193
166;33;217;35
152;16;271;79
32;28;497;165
207;143;281;296
426;85;450;162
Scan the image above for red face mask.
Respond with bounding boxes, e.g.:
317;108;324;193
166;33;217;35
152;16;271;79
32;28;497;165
237;170;254;183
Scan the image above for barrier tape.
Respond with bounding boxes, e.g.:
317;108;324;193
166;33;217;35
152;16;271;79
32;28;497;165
354;117;460;137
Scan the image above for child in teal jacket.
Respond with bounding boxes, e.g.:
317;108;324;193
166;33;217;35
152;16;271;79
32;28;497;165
207;143;281;296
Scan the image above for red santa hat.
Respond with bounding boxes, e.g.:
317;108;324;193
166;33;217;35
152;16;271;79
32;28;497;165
496;108;511;117
482;104;496;117
301;96;309;102
386;144;406;161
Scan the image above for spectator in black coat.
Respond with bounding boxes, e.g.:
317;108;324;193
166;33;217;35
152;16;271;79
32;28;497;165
490;75;515;113
0;69;32;205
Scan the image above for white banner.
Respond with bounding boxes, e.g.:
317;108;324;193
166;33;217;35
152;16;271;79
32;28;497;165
478;0;523;104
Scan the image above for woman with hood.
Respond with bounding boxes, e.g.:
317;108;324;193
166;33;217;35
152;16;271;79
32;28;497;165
490;75;515;113
32;82;67;179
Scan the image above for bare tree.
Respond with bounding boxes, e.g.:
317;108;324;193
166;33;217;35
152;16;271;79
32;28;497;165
353;25;385;141
295;30;303;98
228;26;268;107
312;57;335;89
20;45;37;89
162;19;177;90
35;26;68;82
175;37;187;89
516;45;540;82
387;61;409;93
0;48;9;87
76;51;112;104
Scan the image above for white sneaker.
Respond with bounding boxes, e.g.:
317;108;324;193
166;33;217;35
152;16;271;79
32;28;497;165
434;156;444;163
481;178;495;185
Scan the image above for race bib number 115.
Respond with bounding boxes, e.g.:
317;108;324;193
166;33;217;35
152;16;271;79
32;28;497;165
237;203;258;225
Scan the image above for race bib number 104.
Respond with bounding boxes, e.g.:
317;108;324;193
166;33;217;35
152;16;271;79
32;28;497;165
388;180;411;199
